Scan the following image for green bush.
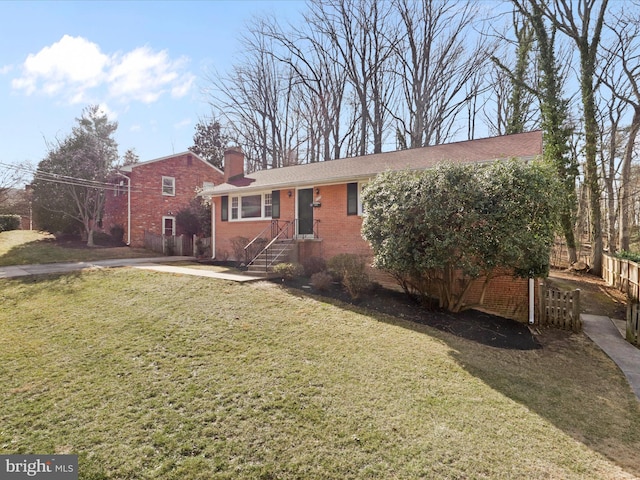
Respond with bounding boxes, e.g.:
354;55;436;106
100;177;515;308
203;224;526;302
272;262;304;280
310;271;333;291
327;254;371;299
616;250;640;263
0;215;21;232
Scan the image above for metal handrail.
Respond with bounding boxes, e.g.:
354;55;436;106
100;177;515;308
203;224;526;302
245;220;293;269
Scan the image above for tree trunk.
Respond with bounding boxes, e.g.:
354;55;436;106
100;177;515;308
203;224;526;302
619;107;640;252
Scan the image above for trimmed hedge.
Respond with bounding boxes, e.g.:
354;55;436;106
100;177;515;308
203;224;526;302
0;215;21;232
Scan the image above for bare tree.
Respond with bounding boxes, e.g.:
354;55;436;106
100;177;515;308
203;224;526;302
537;0;609;275
596;90;626;253
257;14;349;162
392;0;491;147
599;2;640;252
309;0;397;155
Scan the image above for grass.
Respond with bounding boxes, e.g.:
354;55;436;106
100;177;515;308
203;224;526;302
1;267;640;479
0;230;156;266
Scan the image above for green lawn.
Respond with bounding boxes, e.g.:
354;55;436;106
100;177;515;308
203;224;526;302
1;267;640;479
0;230;154;266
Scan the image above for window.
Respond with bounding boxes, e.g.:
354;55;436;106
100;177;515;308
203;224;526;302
162;176;175;196
347;182;365;216
226;192;275;221
231;197;239;219
264;193;273;217
241;195;262;218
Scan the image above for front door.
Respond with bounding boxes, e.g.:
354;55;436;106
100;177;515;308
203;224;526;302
297;188;314;237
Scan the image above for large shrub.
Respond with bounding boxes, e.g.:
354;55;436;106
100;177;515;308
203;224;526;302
361;160;561;312
0;215;21;232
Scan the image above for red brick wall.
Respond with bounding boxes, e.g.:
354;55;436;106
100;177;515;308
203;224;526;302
212;182;531;322
104;153;223;247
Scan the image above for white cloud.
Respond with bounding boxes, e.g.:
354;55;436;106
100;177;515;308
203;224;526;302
174;118;191;129
0;64;13;75
12;36;194;105
130;124;142;132
12;35;109;100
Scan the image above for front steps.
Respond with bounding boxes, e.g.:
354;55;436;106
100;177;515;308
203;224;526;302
245;239;295;276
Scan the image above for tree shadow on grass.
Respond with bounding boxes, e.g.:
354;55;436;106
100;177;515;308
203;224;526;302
277;279;640;479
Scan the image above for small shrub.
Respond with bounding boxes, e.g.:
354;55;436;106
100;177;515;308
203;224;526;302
272;262;304;280
310;271;333;291
231;236;250;262
303;256;327;276
0;215;21;232
327;253;371;299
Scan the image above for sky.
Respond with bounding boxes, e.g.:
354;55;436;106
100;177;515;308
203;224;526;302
0;0;304;178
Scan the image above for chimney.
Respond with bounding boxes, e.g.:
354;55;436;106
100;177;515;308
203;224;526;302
224;147;245;182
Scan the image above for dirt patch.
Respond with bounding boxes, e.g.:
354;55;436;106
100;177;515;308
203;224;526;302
547;268;628;320
277;268;630;351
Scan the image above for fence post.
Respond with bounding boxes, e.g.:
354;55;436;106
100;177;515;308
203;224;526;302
537;280;546;326
572;289;581;332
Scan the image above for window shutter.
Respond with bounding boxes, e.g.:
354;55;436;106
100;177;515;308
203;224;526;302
271;190;280;218
347;183;358;215
221;196;228;221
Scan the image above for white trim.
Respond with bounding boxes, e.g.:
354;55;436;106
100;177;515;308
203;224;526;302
162;216;176;236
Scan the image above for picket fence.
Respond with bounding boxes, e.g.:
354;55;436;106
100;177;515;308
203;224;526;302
143;231;212;257
538;281;581;332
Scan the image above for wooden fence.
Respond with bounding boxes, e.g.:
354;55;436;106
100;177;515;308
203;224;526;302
627;303;640;347
143;231;211;257
538;281;581;332
603;253;640;301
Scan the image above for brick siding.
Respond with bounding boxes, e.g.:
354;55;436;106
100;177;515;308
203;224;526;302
104;153;223;247
212;182;530;322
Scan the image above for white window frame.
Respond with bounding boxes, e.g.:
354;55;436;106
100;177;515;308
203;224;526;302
228;192;274;221
162;176;176;196
162;216;176;236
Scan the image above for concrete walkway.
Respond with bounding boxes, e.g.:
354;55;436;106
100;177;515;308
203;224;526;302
581;314;640;401
0;257;263;283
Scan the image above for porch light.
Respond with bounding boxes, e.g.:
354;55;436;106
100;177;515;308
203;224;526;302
288;190;292;197
315;187;320;194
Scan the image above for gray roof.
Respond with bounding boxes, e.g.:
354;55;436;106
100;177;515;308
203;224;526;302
204;131;543;196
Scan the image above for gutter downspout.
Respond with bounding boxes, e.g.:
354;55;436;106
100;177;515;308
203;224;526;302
115;172;131;246
529;277;535;325
211;200;216;259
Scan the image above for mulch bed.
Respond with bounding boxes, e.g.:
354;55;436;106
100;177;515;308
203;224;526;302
277;277;541;351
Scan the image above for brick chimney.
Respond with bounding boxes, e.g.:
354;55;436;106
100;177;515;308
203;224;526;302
224;147;245;182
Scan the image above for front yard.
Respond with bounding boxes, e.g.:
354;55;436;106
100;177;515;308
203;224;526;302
1;267;640;479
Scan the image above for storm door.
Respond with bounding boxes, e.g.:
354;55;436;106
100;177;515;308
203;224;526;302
297;188;314;237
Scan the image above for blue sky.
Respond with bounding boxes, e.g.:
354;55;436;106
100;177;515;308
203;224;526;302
0;0;304;174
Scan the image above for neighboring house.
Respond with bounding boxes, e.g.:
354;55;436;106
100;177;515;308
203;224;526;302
202;131;544;322
103;152;223;247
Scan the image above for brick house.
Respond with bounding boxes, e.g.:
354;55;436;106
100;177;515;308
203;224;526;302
103;152;223;247
201;131;543;321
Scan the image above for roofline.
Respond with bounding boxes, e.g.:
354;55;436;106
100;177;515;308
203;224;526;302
201;154;540;197
120;151;223;174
